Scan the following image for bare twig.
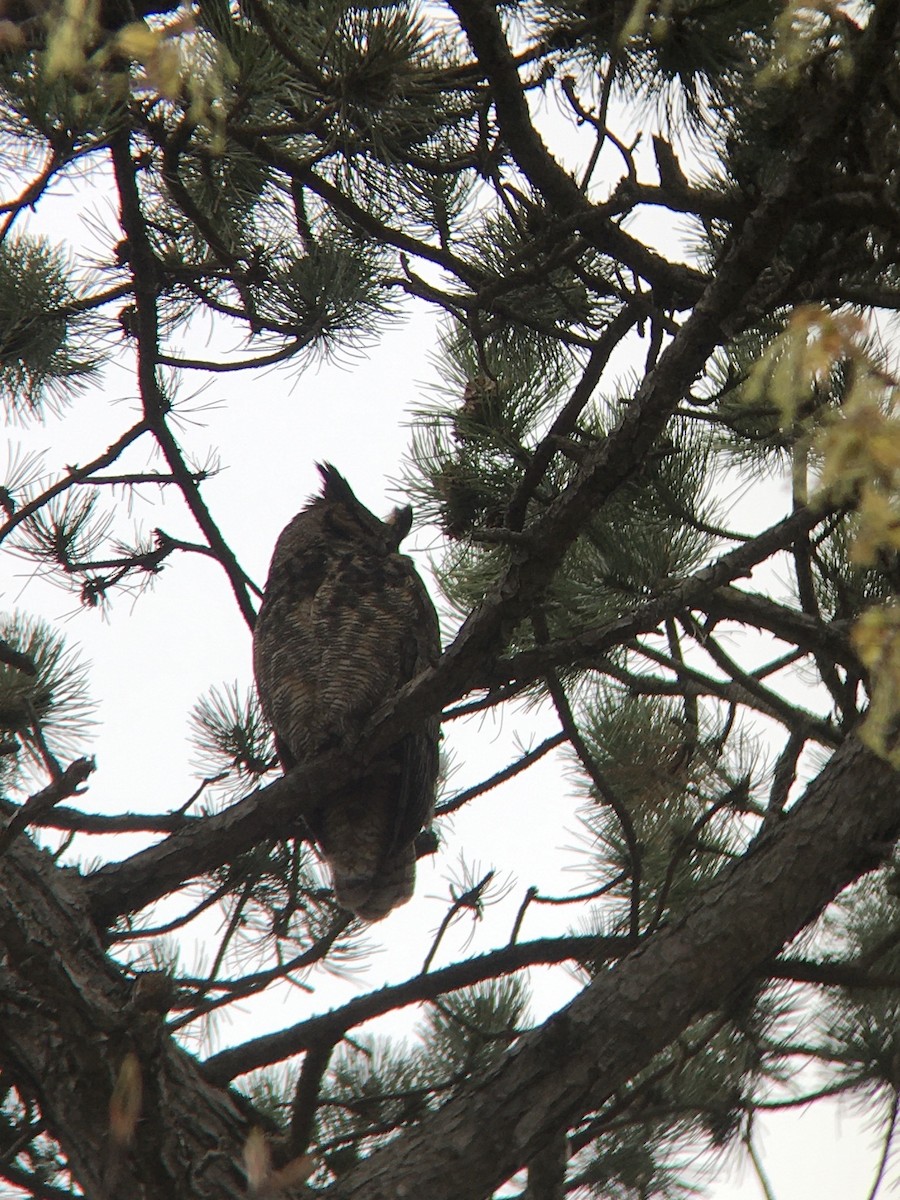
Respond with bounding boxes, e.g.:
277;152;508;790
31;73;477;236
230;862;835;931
0;758;95;856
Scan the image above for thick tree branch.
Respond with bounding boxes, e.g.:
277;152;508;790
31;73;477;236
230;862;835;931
0;758;95;855
703;585;856;672
319;735;900;1200
85;759;335;927
201;933;627;1086
476;505;835;694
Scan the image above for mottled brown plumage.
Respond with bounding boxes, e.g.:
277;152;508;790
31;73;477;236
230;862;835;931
253;464;440;921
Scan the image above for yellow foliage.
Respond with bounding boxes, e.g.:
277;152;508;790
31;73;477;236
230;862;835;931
747;305;900;763
852;607;900;766
815;371;900;568
619;0;657;44
0;20;25;49
243;1127;271;1192
42;4;234;146
113;21;160;60
113;21;184;100
746;304;900;568
744;305;865;429
271;1154;316;1191
850;490;900;567
818;402;900;501
44;0;100;79
243;1128;315;1194
759;0;858;86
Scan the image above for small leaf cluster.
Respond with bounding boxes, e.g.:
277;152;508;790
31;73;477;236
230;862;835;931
0;613;93;786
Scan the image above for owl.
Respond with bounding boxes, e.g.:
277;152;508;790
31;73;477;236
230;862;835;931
252;464;441;921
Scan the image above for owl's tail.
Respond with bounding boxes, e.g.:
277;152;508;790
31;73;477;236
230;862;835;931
328;844;416;922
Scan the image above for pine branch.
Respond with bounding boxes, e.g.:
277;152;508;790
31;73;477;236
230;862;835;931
201;934;628;1086
0;420;150;547
652;625;842;745
538;647;642;942
169;917;347;1031
446;0;707;305
0;638;36;675
477;505;836;694
391;1;894;708
109;128;259;630
703;586;856;672
288;1041;335;1160
505;307;639;531
436;732;565;816
769;956;900;990
228;130;485;291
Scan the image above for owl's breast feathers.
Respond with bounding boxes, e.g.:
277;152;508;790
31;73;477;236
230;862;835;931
253;464;440;920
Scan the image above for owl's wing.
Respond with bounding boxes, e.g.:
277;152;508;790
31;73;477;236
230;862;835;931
311;548;438;740
391;717;440;848
310;549;439;919
252;586;320;766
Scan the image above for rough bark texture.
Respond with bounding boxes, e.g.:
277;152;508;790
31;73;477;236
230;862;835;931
0;834;249;1199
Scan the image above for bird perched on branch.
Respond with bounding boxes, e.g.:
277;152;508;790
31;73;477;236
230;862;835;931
253;464;440;921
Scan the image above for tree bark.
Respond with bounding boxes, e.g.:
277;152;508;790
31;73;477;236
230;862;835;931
322;736;900;1200
0;834;249;1200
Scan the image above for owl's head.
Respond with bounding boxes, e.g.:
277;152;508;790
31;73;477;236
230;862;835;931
317;463;412;551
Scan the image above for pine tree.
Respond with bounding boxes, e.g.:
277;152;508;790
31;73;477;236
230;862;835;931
0;1;899;1197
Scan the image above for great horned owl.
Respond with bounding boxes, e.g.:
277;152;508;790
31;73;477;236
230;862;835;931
252;464;440;921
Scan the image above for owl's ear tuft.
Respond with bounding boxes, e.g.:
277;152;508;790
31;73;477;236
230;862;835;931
316;462;357;506
316;463;412;546
386;504;413;547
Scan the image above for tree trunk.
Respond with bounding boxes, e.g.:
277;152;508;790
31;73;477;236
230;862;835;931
0;833;249;1200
